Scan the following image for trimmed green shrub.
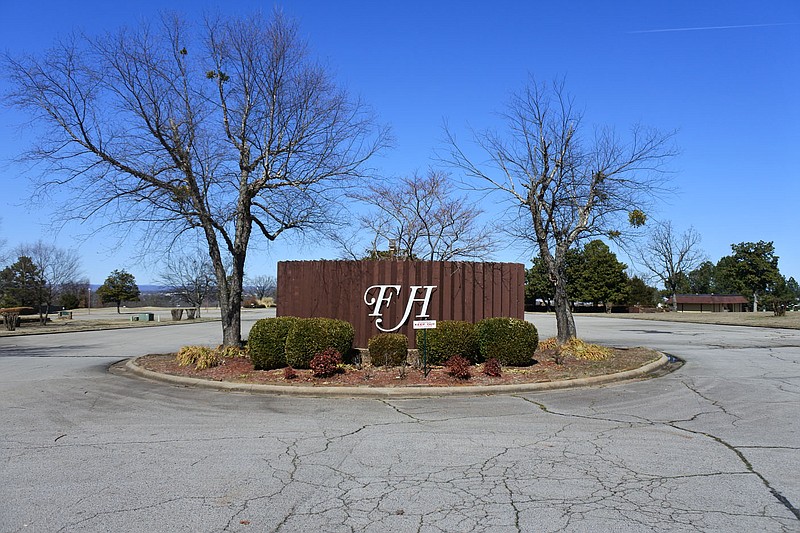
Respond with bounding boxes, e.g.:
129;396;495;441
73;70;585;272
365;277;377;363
285;317;354;369
416;320;479;365
247;316;300;370
476;317;538;366
367;333;408;367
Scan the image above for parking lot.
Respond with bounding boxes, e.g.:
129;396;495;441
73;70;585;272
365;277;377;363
1;313;798;532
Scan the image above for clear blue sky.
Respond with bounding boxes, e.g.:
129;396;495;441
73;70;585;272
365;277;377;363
1;1;798;286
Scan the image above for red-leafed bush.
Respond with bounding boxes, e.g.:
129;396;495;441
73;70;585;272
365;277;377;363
444;355;472;380
482;358;502;377
283;366;298;380
310;348;343;378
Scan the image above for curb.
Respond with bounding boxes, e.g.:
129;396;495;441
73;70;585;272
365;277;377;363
124;353;671;399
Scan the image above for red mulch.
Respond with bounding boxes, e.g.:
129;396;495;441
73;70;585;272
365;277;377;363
136;347;660;388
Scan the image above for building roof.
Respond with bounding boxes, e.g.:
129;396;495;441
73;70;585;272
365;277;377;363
667;294;749;305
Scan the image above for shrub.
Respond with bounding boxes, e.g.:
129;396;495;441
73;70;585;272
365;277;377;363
285;318;354;369
482;358;502;377
216;344;249;359
534;337;612;363
444;355;472;380
176;345;206;366
368;333;408;367
476;317;538;367
283;366;298;380
416;321;479;365
562;338;612;361
310;348;343;378
535;337;563;364
176;345;220;370
248;317;300;370
195;349;222;370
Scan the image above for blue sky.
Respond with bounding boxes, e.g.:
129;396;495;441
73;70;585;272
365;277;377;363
1;1;798;286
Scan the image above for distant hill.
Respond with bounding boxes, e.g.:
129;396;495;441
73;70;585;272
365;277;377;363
89;284;167;293
139;285;169;293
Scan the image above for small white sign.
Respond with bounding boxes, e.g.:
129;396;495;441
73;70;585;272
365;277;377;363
413;319;437;329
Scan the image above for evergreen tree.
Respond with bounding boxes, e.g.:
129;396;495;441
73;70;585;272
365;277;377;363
627;276;659;307
715;241;780;312
686;261;716;294
0;256;44;309
96;270;140;313
571;240;629;311
526;240;628;311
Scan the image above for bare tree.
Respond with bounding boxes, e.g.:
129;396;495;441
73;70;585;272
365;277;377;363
343;169;496;261
157;254;216;316
0;219;8;265
16;241;83;324
445;78;676;342
245;274;276;300
6;11;387;345
636;221;704;311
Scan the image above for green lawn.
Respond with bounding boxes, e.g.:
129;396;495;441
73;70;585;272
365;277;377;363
590;310;800;330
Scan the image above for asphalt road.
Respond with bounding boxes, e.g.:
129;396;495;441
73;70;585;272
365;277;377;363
1;313;798;532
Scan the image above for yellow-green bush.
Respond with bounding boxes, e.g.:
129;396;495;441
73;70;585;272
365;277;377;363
535;337;612;363
475;317;538;367
562;338;612;361
216;344;249;359
175;345;220;370
415;321;479;365
368;333;408;367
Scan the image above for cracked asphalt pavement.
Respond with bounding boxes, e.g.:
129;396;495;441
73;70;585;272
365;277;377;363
1;313;798;532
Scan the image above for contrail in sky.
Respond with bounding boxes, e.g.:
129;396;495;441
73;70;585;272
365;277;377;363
628;22;798;34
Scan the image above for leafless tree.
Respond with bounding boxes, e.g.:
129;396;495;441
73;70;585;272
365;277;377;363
245;274;276;300
445;78;676;342
0;219;8;265
637;221;704;311
6;11;387;345
15;241;83;324
157;254;216;316
343;169;496;261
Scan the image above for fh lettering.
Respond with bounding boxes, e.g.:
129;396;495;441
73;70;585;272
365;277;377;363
364;285;436;332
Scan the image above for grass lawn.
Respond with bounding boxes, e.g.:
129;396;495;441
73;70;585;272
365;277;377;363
592;310;800;330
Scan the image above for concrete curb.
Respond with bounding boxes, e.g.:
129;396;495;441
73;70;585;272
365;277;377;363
124;353;671;399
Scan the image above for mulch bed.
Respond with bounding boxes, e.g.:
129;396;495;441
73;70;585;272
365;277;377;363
135;347;661;388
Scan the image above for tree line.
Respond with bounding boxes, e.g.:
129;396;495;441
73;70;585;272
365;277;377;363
527;235;799;314
0;241;87;323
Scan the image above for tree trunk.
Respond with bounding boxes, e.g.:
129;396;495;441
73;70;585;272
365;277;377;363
116;302;121;314
671;290;678;312
753;291;758;313
219;282;243;347
553;277;576;343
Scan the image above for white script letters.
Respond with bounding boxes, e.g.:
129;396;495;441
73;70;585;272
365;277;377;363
364;285;437;332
